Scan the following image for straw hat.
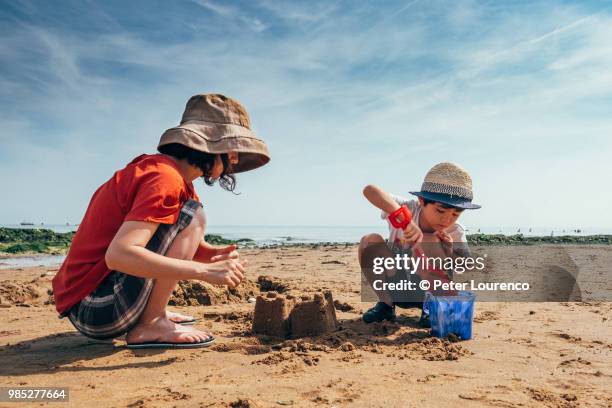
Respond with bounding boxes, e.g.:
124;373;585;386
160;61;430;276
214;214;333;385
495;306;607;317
410;162;481;209
158;94;270;173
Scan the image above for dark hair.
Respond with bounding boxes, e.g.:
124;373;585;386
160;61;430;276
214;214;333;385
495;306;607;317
422;198;464;212
158;143;237;192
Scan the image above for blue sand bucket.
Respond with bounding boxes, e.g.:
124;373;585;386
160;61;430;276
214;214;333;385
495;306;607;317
423;291;476;340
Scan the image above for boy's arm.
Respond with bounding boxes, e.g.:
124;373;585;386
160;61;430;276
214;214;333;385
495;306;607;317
363;184;401;214
105;220;245;287
364;184;423;244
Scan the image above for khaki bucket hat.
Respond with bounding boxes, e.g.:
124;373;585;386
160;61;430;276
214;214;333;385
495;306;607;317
158;94;270;174
409;162;481;209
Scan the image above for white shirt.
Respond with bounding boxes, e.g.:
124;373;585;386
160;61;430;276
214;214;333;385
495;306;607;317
381;194;468;255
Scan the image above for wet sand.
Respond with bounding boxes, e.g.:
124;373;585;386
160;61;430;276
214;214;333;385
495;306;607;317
0;245;610;407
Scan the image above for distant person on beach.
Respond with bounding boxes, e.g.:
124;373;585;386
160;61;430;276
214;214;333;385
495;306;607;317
52;94;270;348
358;162;480;324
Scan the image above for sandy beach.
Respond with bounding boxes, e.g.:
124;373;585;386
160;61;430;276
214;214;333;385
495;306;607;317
0;244;610;407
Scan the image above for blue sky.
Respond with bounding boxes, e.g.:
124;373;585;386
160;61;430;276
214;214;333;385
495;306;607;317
1;0;611;229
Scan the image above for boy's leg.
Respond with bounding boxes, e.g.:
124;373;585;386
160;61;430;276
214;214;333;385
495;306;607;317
126;206;211;345
358;233;395;306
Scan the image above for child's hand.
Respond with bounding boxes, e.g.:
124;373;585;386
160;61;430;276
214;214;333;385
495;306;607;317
201;259;248;288
210;244;240;262
402;220;423;244
436;230;453;256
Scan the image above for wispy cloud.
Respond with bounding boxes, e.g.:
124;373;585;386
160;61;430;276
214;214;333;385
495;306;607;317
190;0;268;32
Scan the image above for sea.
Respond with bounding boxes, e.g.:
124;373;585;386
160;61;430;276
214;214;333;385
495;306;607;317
1;223;611;270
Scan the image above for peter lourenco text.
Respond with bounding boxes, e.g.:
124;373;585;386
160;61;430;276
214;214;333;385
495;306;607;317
372;254;487;274
372;279;531;292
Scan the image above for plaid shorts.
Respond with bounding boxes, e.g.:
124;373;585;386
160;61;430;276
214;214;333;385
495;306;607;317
65;199;202;340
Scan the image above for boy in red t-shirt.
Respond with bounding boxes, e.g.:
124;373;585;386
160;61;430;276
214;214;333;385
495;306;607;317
52;94;270;348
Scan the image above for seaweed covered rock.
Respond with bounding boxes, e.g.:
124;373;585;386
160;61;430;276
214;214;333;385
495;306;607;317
204;234;254;245
0;227;74;254
467;233;612;245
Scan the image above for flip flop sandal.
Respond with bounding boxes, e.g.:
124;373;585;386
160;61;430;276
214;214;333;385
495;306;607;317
127;335;215;349
171;317;198;326
178;318;199;326
168;314;198;325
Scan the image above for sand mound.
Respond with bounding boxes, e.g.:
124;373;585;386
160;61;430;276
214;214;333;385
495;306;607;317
211;342;271;355
333;300;355;312
252;291;338;338
229;398;260;408
404;337;470;361
294;332;469;362
202;310;252;322
169;279;259;306
0;281;45;306
248;290;469;360
169;275;295;306
257;275;290;293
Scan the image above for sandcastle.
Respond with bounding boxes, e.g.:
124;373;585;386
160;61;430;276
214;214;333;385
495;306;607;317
252;291;338;338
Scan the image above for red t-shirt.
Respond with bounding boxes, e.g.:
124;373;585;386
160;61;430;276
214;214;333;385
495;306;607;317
52;154;200;315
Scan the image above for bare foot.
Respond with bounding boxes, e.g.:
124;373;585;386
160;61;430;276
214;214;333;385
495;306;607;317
126;316;212;345
166;310;196;324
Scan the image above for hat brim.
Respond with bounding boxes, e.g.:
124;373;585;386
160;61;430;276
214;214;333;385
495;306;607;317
158;120;270;174
409;191;481;209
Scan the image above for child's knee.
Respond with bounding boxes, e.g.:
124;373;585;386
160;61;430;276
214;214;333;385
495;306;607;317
186;207;206;233
360;233;384;247
194;207;206;227
358;233;385;265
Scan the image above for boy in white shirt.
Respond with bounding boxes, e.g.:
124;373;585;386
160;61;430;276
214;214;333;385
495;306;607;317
358;162;481;323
